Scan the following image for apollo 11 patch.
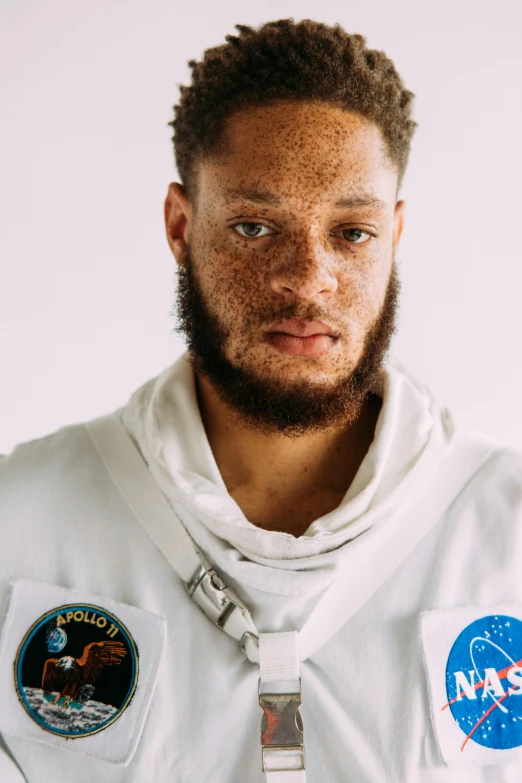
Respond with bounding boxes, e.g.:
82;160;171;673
421;604;522;767
0;581;165;765
14;603;138;738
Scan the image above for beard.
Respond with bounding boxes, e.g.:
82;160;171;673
173;244;401;438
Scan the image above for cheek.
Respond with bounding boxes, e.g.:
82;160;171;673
333;262;391;348
195;230;267;302
336;262;383;317
194;243;262;325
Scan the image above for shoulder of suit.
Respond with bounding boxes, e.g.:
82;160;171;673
477;440;522;488
452;430;522;517
0;414;111;486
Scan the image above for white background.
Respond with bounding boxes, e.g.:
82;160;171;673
1;0;521;454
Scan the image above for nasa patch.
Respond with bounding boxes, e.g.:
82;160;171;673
0;581;166;765
421;605;522;766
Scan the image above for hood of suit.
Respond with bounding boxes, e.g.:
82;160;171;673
122;352;456;565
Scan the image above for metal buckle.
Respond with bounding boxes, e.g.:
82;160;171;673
185;551;250;630
259;678;305;772
240;631;259;657
261;746;306;774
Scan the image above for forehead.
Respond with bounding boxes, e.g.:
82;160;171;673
197;101;398;208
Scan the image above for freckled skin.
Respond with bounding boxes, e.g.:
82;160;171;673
164;101;405;536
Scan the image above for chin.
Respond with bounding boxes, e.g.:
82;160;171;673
246;349;356;384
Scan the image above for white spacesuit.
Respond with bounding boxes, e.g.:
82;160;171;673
1;352;522;782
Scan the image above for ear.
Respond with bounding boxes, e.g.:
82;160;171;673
164;182;192;266
393;200;405;253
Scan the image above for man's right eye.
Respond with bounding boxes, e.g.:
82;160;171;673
231;223;273;238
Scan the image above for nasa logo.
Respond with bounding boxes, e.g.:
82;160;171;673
443;614;522;751
14;603;139;738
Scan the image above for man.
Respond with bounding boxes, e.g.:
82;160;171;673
0;17;521;783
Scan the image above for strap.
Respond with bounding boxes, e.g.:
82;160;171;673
240;429;498;664
260;632;299;682
85;411;202;584
86;412;302;780
265;772;305;783
259;631;305;781
296;429;498;662
85;413;258;644
86;411;499;663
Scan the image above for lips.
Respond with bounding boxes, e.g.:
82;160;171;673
263;319;339;357
264;319;339;338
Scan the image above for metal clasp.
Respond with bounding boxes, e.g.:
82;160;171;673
185;550;251;631
259;678;306;772
240;631;259;657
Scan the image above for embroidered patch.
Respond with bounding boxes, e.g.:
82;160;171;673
0;580;166;765
444;614;522;751
14;603;138;738
421;605;522;766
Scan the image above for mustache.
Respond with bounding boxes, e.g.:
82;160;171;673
257;305;340;330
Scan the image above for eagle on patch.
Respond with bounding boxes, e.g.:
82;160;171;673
42;640;127;708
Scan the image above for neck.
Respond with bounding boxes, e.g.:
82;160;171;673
195;370;382;536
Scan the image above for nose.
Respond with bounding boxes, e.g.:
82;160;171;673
268;234;338;301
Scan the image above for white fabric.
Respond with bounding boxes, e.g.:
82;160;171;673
121;353;447;561
86;411;259;645
265;771;305;783
259;632;300;683
85;404;202;584
296;426;496;663
0;746;26;783
266;764;306;783
1;351;522;781
87;408;496;669
85;407;495;783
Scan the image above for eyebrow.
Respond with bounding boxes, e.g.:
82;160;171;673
224;188;387;211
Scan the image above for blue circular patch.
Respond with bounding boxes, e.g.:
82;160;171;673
445;614;522;750
14;604;138;738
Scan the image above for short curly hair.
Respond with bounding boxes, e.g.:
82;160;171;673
169;18;417;203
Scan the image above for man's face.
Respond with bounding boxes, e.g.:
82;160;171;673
167;101;405;435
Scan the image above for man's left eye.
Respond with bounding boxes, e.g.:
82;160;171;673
232;223;273;238
337;228;372;244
